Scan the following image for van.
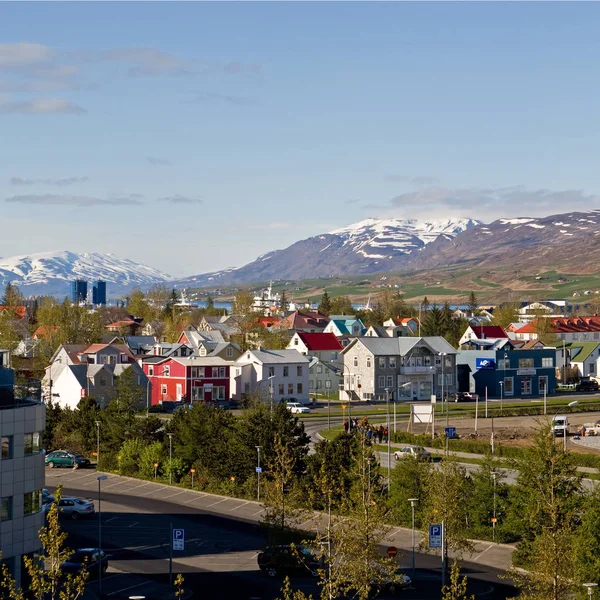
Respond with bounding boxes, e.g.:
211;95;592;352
552;415;568;437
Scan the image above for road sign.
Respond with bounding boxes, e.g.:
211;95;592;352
173;528;185;551
255;467;262;473
386;546;398;558
445;427;457;439
429;524;442;548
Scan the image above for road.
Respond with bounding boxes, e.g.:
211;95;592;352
47;468;517;600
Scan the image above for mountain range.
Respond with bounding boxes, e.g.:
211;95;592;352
3;208;600;297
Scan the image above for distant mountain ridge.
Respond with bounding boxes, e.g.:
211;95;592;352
0;250;171;297
177;217;480;287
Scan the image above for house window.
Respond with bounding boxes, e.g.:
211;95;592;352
518;358;534;369
521;378;532;395
148;366;154;376
1;497;12;521
316;365;323;374
226;347;233;357
542;357;553;368
24;491;41;515
24;432;41;455
316;380;322;389
2;436;13;459
297;366;303;377
288;383;294;395
386;376;394;388
389;357;396;369
198;367;205;377
445;373;454;386
309;381;314;389
497;359;509;370
161;384;167;395
283;367;289;377
163;366;170;377
99;377;106;386
219;367;226;378
213;367;219;377
200;347;207;356
269;366;275;377
297;383;303;394
278;384;284;395
191;367;198;378
331;352;338;361
366;357;372;368
590;364;596;374
214;386;225;400
378;376;385;388
192;387;204;401
504;377;514;395
435;356;441;366
294;337;298;345
379;358;386;369
353;356;358;368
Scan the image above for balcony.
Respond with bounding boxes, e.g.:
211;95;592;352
400;366;435;375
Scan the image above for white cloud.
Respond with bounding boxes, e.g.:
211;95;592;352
0;96;86;115
193;92;256;106
10;176;89;186
157;195;202;204
146;156;172;166
5;194;142;207
0;43;54;68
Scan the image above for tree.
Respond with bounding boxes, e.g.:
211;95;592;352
280;290;289;314
233;290;257;351
127;289;152;321
329;296;353;316
442;560;475;600
575;486;600;587
467;291;479;316
388;454;431;528
318;291;332;316
421;304;445;336
0;486;89;600
491;303;520;329
1;282;23;307
147;283;170;310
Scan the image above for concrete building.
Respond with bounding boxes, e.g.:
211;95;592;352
0;349;46;585
92;280;107;305
69;279;87;304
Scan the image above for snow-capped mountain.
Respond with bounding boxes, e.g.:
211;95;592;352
0;250;171;296
177;217;480;287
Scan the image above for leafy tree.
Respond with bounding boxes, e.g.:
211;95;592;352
147;283;170;310
574;485;600;587
329;296;353;316
442;560;475;600
127;289;153;321
491;303;520;329
0;486;89;600
388;454;431;528
318;291;332;315
139;441;164;478
119;437;147;476
1;282;23;307
280;290;289;314
233;290;257;350
0;312;22;352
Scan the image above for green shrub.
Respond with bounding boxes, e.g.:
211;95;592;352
118;438;146;476
139;442;164;478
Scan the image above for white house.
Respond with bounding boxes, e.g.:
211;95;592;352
308;357;342;397
230;348;310;405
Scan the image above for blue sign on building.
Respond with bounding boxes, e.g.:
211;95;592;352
476;358;496;370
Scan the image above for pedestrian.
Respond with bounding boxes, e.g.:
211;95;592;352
384;426;389;443
378;425;384;444
343;420;349;433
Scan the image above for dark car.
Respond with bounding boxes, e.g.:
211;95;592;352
257;545;323;577
446;392;474;402
576;380;599;392
45;450;91;469
62;548;108;578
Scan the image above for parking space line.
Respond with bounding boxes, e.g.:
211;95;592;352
161;490;187;500
107;580;152;597
252;508;265;516
106;516;118;523
205;498;229;508
103;480;131;489
128;521;139;528
185;494;208;503
229;501;250;511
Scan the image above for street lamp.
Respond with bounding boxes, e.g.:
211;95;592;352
97;474;108;595
499;381;503;411
385;388;392;494
492;471;497;541
146;377;151;418
584;583;598;599
167;433;174;485
95;420;100;468
268;375;276;418
256;446;262;501
408;498;418;579
565;401;579;451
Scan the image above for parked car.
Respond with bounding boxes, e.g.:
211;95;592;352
576;380;599;392
62;548;108;578
394;446;431;461
286;402;310;414
370;565;412;595
446;392;474;402
52;497;95;520
42;489;54;505
257;545;323;577
45;450;91;469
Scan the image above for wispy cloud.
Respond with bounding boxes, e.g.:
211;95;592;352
0;43;54;69
100;47;189;77
157;195;202;204
0;96;86;115
10;176;89;186
376;185;600;221
384;174;441;185
193;92;256;106
345;199;360;205
5;194;142;207
146;156;172;167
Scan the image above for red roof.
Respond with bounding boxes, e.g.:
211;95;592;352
279;310;329;330
514;322;539;334
471;326;508;339
0;305;26;319
296;332;343;351
32;325;59;339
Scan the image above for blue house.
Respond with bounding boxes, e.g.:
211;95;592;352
456;348;556;398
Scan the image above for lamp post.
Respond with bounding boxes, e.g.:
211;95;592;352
385;388;392;494
502;352;507;414
95;420;100;467
325;379;332;430
268;375;276;419
256;446;262;501
97;474;108;595
154;462;158;479
492;471;497;541
190;468;195;488
146;377;151;417
333;361;353;430
583;583;598;599
408;498;418;579
440;352;446;416
499;381;503;412
167;433;174;485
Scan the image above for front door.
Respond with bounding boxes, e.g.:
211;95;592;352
521;378;532;396
176;384;183;400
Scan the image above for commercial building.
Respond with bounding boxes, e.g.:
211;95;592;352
0;350;46;585
69;279;87;304
92;280;107;305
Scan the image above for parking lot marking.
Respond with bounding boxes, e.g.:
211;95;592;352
473;544;493;562
128;521;140;528
185;494;208;503
229;501;250;511
107;580;152;597
161;490;187;500
205;498;229;508
106;517;118;523
252;508;265;516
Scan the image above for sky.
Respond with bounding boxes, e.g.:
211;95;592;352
1;2;600;277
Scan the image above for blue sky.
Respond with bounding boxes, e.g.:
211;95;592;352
1;2;599;276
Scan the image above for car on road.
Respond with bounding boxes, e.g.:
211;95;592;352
576;380;599;392
45;450;91;469
394;446;431;461
257;545;322;577
49;497;95;520
286;402;311;414
62;548;108;578
446;391;474;402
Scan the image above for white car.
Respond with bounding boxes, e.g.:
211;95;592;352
286;402;311;414
394;446;431;461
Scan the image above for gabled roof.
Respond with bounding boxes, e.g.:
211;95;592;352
237;348;310;365
343;336;456;356
33;325;59;339
521;339;545;350
296;332;343;351
0;305;26;319
564;342;600;363
173;356;232;367
278;310;330;330
82;344;135;359
471;326;508;339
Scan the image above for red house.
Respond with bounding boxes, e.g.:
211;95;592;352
142;356;231;405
